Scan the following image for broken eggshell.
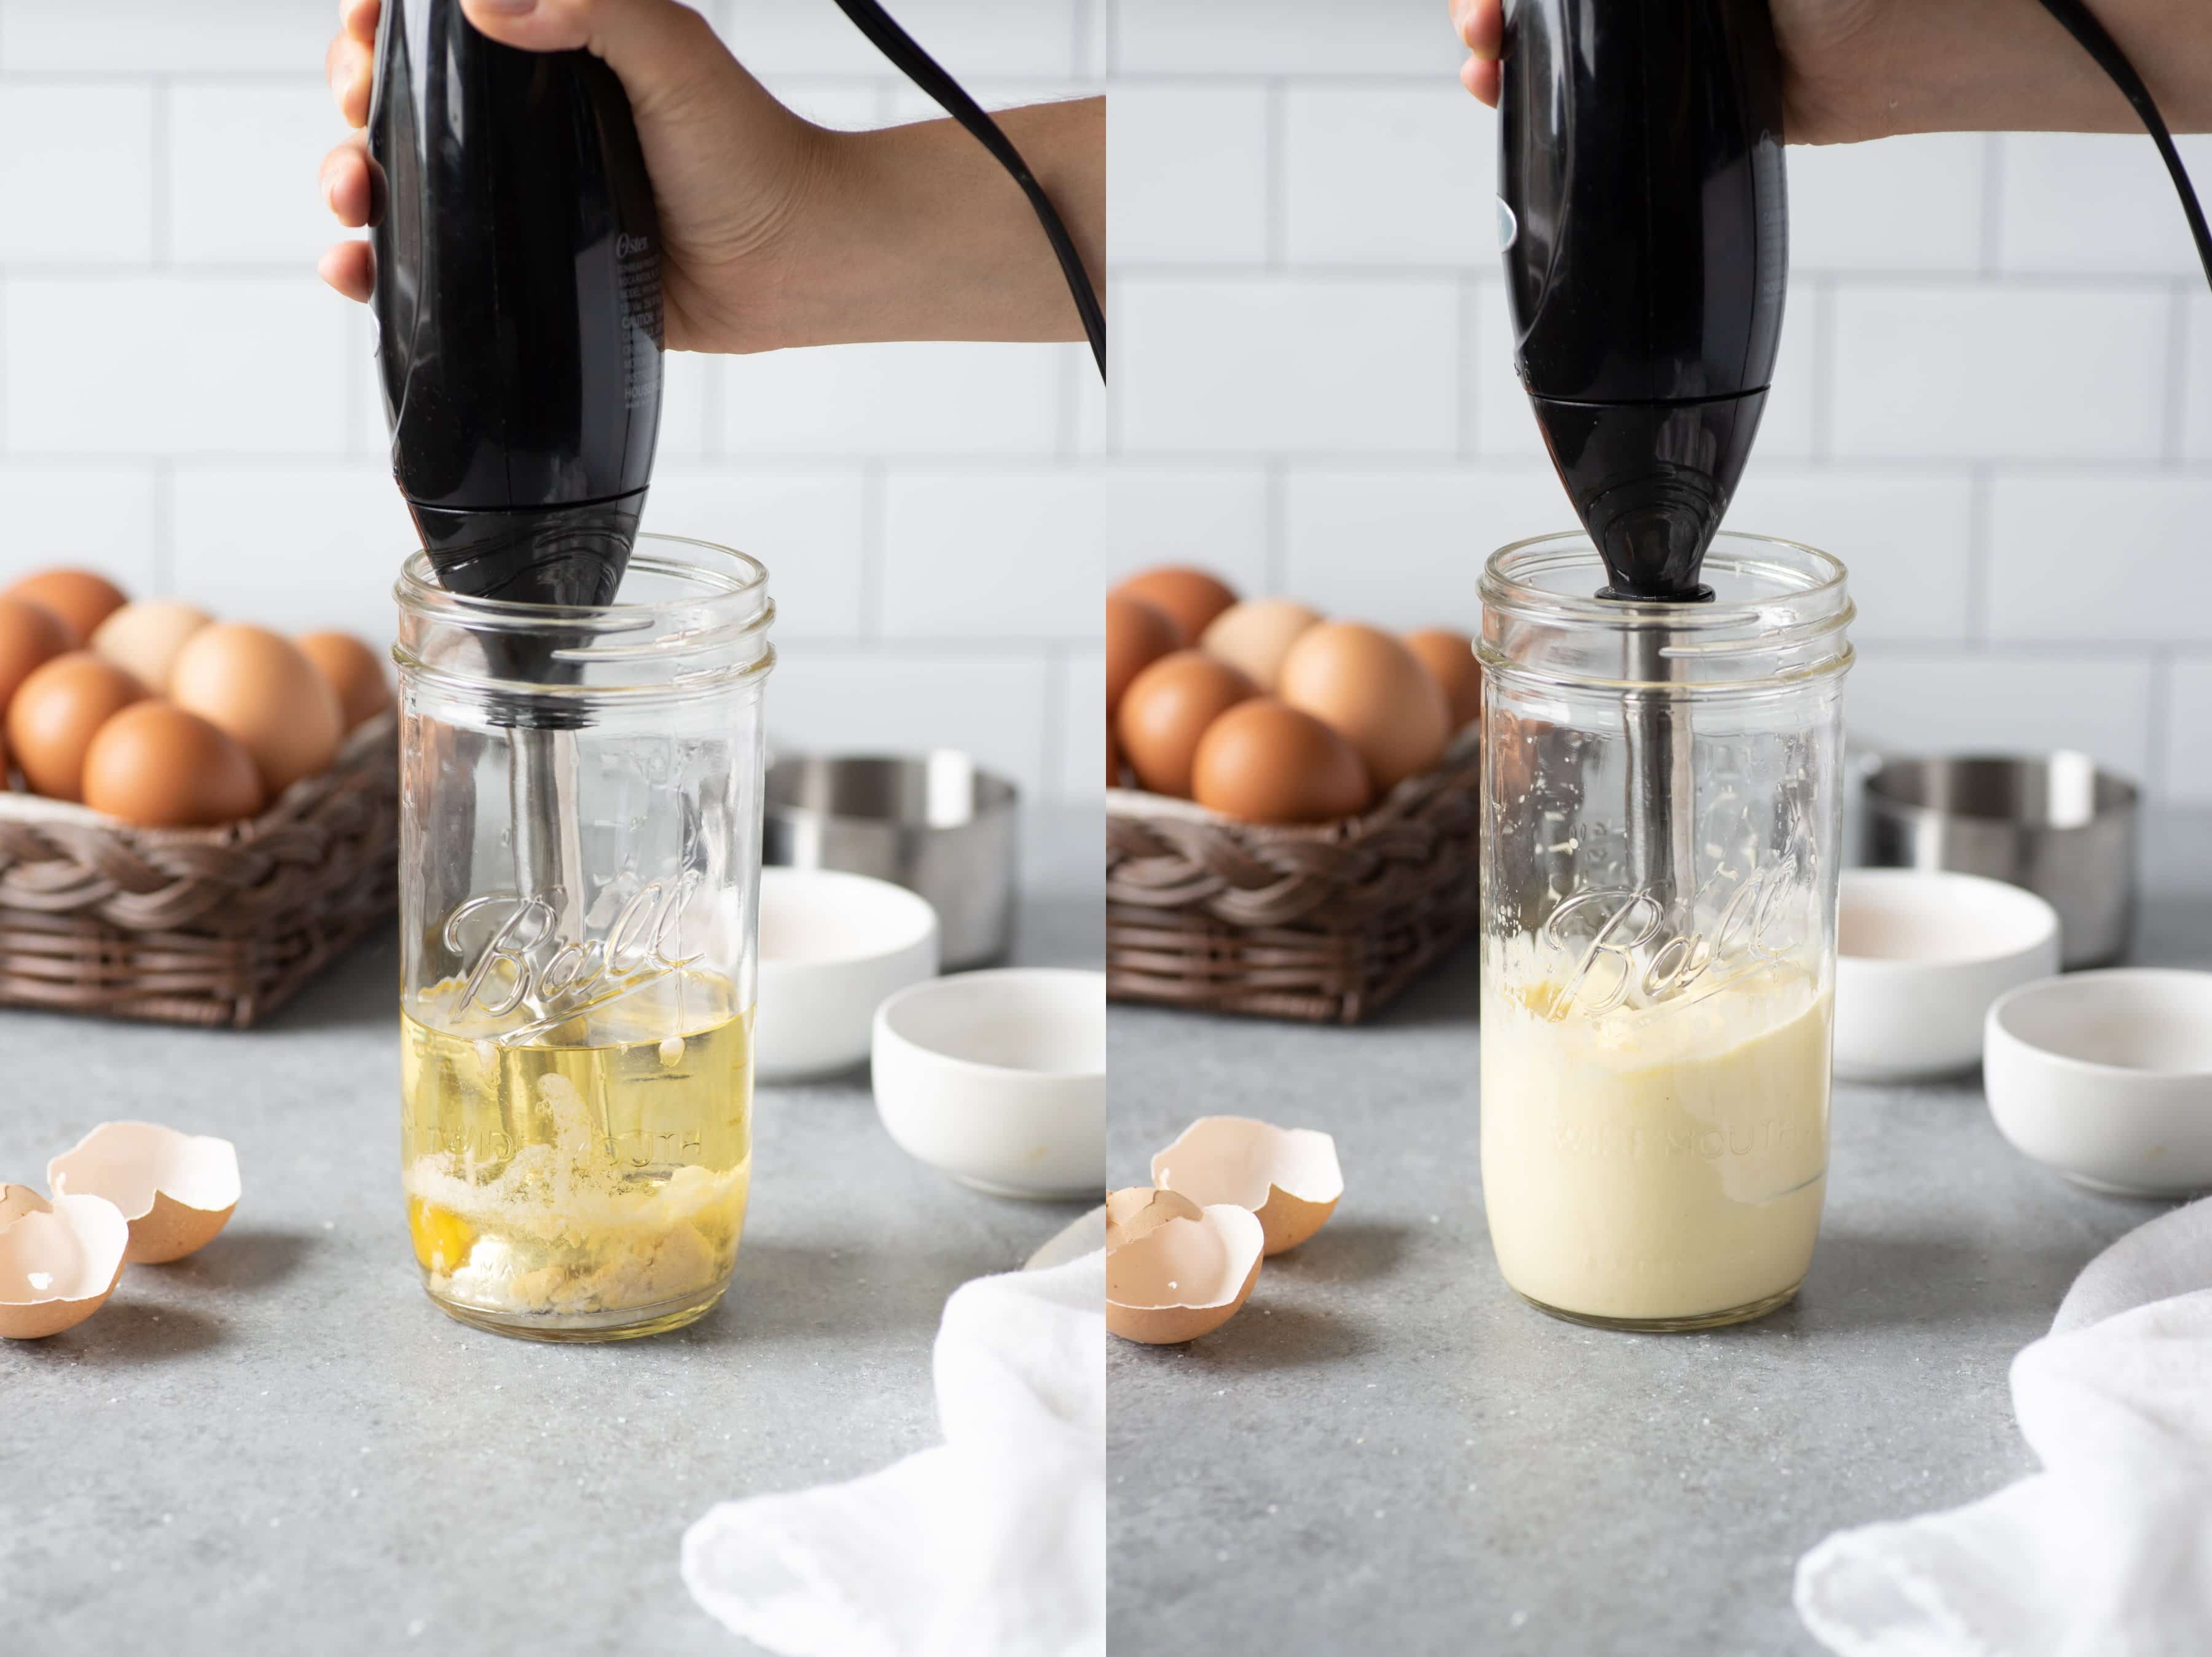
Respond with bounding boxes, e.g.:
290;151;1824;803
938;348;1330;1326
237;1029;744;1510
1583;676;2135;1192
1105;1201;1265;1345
1105;1185;1201;1250
48;1122;240;1264
1151;1116;1343;1256
0;1183;49;1230
0;1189;129;1339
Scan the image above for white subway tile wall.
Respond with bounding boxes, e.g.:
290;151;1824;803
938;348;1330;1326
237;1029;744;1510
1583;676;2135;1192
0;0;1104;806
1105;0;2212;801
6;1;2209;805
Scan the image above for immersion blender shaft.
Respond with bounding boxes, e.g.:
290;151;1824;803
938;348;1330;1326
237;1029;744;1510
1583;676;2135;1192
1625;624;1697;926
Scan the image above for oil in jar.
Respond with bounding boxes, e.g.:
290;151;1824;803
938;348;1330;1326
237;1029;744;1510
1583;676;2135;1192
400;968;753;1336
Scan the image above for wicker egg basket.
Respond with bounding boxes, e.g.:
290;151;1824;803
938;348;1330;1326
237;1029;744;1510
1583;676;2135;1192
0;713;399;1028
1106;734;1483;1025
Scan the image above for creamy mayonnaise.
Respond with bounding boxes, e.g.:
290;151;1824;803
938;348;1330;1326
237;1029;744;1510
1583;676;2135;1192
1480;957;1832;1325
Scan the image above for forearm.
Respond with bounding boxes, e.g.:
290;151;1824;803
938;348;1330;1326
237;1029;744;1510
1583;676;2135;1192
764;96;1104;349
1816;0;2212;142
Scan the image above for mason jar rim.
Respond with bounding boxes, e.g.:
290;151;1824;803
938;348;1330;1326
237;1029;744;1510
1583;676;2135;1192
393;531;775;699
1481;529;1848;626
1478;529;1854;691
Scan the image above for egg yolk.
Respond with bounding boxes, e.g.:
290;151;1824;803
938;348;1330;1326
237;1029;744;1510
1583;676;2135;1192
407;1195;476;1275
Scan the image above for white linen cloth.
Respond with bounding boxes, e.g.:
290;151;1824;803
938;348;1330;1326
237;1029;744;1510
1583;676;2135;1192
683;1250;1105;1657
1797;1196;2212;1656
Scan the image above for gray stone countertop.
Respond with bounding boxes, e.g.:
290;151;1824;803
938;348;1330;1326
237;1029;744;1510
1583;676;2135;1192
1107;817;2212;1657
1;807;1100;1656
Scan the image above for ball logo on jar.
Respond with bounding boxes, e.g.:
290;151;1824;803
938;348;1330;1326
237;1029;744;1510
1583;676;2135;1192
444;873;707;1020
1539;853;1808;1017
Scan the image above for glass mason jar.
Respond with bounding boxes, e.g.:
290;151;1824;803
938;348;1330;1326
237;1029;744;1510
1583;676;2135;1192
393;535;775;1342
1477;532;1853;1331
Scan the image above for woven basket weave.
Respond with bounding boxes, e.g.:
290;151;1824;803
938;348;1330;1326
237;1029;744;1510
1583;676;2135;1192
0;714;399;1028
1106;738;1482;1024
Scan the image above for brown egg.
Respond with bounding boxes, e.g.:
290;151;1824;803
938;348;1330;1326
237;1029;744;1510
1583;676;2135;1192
1108;724;1124;788
1200;598;1324;690
170;624;342;795
1278;622;1450;793
89;600;214;692
0;597;73;710
296;631;392;730
1106;592;1183;717
7;653;147;801
1116;650;1258;798
1405;628;1484;731
1112;567;1239;643
82;703;266;828
1191;699;1372;825
4;569;128;647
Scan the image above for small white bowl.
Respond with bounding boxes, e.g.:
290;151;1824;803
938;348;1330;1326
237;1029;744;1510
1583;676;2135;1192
1834;868;2061;1083
1984;969;2212;1197
871;967;1105;1200
755;867;939;1083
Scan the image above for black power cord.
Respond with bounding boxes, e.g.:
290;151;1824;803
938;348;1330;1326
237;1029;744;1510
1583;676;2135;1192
2034;0;2212;292
828;0;1107;380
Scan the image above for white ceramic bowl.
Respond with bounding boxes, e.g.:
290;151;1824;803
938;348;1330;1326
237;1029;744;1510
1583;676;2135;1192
1984;969;2212;1197
871;967;1105;1199
755;867;939;1083
1833;868;2061;1083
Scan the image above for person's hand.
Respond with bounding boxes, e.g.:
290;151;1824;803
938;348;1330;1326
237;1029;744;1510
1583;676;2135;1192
321;0;830;354
321;0;1102;349
1448;0;2212;144
1446;0;1900;143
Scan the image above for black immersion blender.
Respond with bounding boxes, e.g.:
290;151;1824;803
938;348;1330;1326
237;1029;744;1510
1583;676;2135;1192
370;0;1105;961
1498;0;1787;921
1496;0;2211;924
371;0;659;951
